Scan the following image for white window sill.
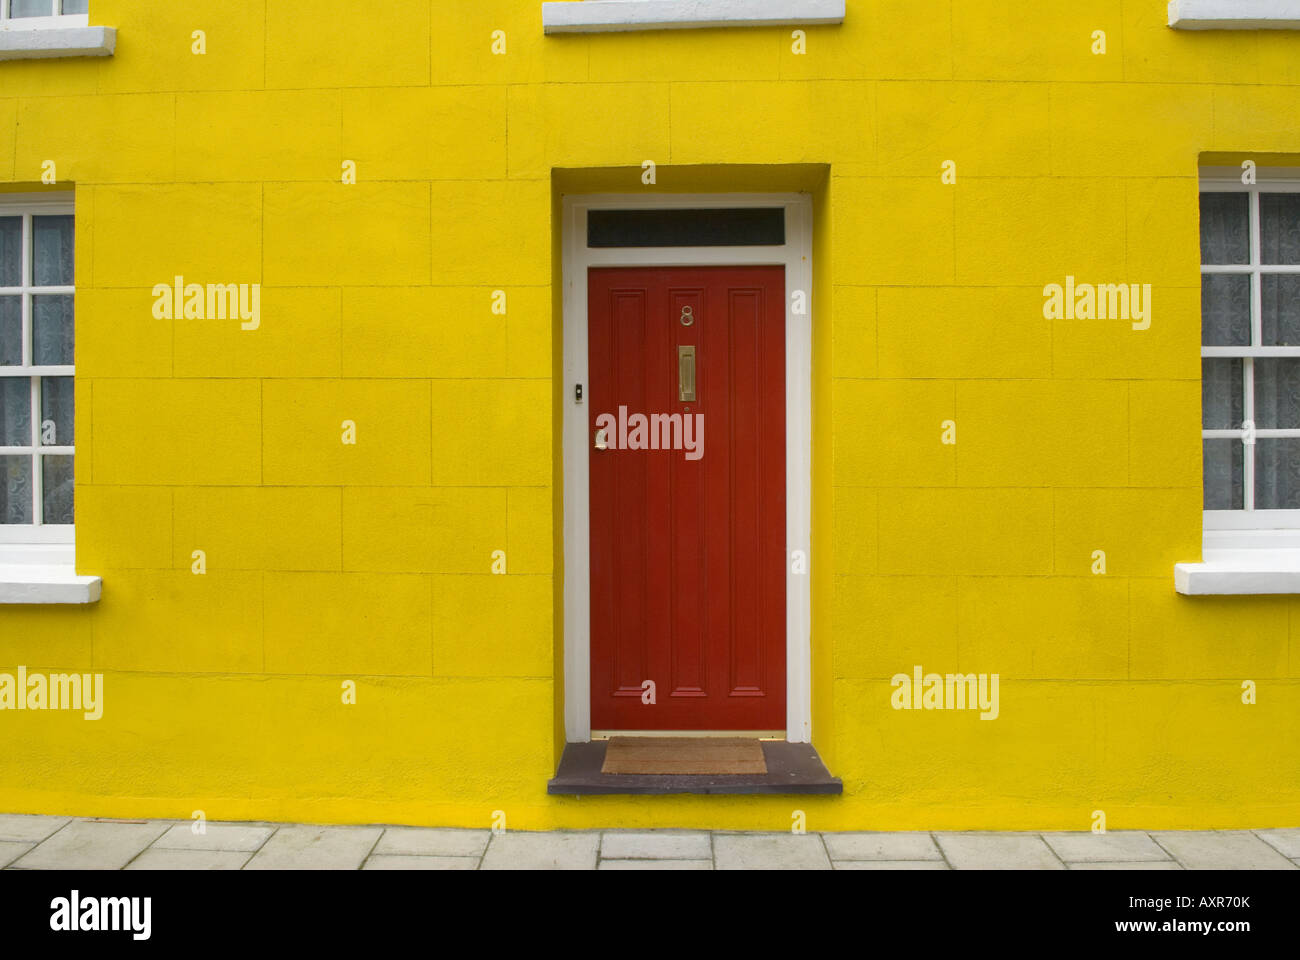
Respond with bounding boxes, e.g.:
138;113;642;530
1168;0;1300;29
0;544;100;604
1176;528;1300;594
0;25;116;61
542;0;845;34
0;564;100;604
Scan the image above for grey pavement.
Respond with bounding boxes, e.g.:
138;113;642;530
0;814;1296;870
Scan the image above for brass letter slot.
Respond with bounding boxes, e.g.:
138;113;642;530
678;345;696;402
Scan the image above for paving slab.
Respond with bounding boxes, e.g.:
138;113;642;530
1068;861;1183;870
2;808;1297;872
10;820;170;871
1152;831;1298;870
833;859;948;870
599;858;712;870
0;841;33;868
480;832;600;870
243;825;382;871
713;833;831;870
125;848;250;870
154;823;274;853
601;830;712;860
1043;831;1170;863
823;832;943;861
372;827;490;858
0;815;71;843
362;855;479;870
1254;829;1300;859
935;833;1064;870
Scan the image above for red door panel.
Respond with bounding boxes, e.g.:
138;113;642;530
589;266;786;730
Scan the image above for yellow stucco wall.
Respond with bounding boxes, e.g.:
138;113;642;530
1;0;1298;831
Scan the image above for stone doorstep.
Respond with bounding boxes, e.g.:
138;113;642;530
548;740;842;795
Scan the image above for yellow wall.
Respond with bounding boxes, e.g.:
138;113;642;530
1;0;1299;831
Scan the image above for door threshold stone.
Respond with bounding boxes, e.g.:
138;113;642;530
548;740;842;795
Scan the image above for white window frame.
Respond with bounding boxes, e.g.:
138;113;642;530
0;193;98;603
1199;172;1300;533
0;0;89;29
0;194;75;550
1179;170;1300;594
561;192;813;743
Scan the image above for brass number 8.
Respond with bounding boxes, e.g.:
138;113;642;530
680;305;695;327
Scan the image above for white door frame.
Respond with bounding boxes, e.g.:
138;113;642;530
561;192;813;743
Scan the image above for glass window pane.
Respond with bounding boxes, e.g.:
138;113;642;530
1200;192;1250;265
1256;438;1300;510
10;0;55;18
61;0;89;13
0;378;31;446
1201;274;1251;346
1261;274;1300;346
39;377;73;446
0;456;33;524
588;208;786;247
1261;193;1300;266
1254;359;1300;429
32;215;73;287
0;217;19;287
1202;358;1243;430
41;454;73;525
32;295;73;365
0;297;20;366
1203;439;1244;511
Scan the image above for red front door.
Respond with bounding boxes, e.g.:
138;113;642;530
588;266;786;731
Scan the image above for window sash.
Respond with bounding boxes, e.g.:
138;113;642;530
0;198;74;544
1201;175;1300;524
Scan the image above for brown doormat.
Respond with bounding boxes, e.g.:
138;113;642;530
601;737;768;775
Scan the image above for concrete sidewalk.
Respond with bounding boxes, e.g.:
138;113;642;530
1;815;1297;870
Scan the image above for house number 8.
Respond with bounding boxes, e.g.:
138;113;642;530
680;305;695;327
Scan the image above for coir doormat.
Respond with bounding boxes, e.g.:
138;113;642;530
600;737;768;775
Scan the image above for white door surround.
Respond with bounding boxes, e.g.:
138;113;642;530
560;192;814;743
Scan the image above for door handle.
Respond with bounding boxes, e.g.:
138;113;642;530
594;428;609;450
